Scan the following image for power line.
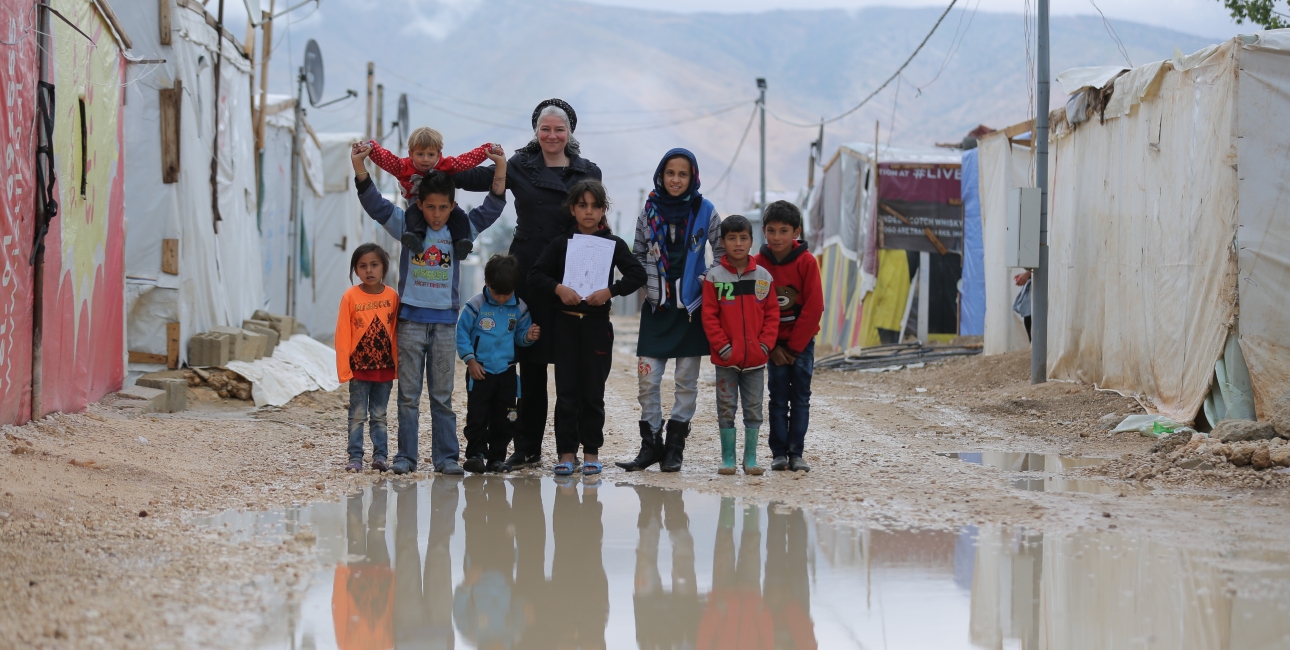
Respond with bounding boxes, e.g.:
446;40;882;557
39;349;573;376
577;100;753;135
765;0;960;129
911;0;983;92
1088;0;1133;68
711;103;759;193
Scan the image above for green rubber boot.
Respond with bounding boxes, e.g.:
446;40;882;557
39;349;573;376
718;428;738;475
743;428;765;475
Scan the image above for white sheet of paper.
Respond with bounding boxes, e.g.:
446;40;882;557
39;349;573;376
563;234;616;299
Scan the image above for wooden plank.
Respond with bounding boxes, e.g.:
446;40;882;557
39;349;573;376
166;323;180;369
159;80;181;183
90;0;132;49
161;239;179;275
129;351;168;365
1002;119;1035;139
158;0;171;45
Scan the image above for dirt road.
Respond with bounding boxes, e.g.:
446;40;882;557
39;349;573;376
2;318;1288;647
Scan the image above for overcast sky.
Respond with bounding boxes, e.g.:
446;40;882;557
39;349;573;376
566;0;1253;39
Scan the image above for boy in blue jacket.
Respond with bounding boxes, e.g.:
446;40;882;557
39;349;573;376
351;142;508;475
457;255;540;473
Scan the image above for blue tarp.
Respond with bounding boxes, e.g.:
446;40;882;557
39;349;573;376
960;148;986;336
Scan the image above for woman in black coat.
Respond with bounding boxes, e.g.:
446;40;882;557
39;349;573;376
453;98;602;469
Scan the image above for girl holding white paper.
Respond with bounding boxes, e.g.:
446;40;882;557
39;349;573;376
529;180;646;477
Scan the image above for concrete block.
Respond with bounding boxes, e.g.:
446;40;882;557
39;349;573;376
187;332;229;367
242;320;279;356
117;385;165;413
210;326;256;362
253;311;295;341
136;375;188;413
243;330;267;359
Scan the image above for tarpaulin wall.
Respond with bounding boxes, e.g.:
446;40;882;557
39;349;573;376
116;0;262;368
977;134;1033;356
37;0;127;416
959;148;985;336
1233;32;1290;416
0;0;37;424
1045;40;1241;422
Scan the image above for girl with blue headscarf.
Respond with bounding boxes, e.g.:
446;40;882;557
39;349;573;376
616;149;725;474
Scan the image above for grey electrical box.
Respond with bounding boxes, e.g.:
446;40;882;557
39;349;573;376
1006;187;1041;269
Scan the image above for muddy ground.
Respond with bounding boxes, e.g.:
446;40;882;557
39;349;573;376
2;318;1288;647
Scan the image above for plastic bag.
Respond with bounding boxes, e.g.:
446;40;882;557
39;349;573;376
1110;414;1195;438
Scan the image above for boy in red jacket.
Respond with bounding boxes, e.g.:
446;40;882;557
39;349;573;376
754;201;823;472
366;127;496;259
702;215;779;476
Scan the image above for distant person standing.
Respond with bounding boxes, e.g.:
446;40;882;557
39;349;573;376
1013;269;1033;340
453;99;602;470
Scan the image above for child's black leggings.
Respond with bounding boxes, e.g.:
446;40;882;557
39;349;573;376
462;366;519;463
553;311;614;456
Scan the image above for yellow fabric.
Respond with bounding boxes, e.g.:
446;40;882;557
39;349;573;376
815;245;861;353
859;250;912;348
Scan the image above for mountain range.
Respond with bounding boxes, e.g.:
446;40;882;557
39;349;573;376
263;0;1217;227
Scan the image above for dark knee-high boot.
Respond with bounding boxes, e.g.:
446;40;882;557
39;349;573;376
617;421;664;471
659;419;690;473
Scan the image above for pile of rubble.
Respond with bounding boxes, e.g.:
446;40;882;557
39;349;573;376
1105;392;1290;487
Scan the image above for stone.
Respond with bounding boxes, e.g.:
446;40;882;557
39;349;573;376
1251;446;1274;471
1098;412;1121;431
1151;432;1191;455
1224;443;1256;467
1213;419;1277;443
1270;390;1290;439
1177;457;1206;470
116;386;165;413
135;375;187;413
1271;448;1290;468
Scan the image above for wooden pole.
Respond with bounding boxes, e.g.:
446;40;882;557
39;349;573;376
209;0;225;233
255;0;274;156
365;62;374;142
158;0;171;45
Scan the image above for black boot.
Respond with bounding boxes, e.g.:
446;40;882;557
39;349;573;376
616;421;663;471
659;420;690;473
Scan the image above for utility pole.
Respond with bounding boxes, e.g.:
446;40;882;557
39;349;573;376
757;78;767;222
1031;0;1050;384
209;0;225;233
365;62;374;142
375;83;384;188
807;119;824;189
288;66;304;317
255;0;275;232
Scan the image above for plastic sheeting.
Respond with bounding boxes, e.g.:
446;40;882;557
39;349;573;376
1055;65;1127;94
1234;33;1290;416
0;0;37;424
959;149;985;336
1046;39;1245;422
117;0;262;366
977;134;1033;356
227;334;339;407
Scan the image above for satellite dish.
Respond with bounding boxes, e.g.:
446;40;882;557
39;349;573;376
303;39;324;107
397;94;409;145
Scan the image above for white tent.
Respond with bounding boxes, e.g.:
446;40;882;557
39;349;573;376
977;129;1034;356
117;0;262;369
979;32;1290;422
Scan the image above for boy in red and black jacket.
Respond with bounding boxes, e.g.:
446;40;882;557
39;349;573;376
701;215;779;476
754;201;823;472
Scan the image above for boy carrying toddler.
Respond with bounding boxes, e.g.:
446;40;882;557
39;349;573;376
366;128;496;259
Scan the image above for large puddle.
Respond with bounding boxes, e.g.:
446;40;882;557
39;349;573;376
204;477;1290;649
937;451;1146;495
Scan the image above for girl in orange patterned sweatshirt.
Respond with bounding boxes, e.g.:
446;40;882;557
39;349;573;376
336;243;399;473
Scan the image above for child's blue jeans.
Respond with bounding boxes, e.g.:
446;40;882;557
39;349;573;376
348;379;392;460
767;341;814;458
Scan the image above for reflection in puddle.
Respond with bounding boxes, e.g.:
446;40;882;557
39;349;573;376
938;451;1109;472
204;478;1290;649
938;452;1134;495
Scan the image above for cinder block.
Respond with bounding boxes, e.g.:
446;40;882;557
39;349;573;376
187;332;229;367
242;320;279;356
253;311;295;342
210;326;256;362
136;375;188;413
117;385;166;413
243;330;266;359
